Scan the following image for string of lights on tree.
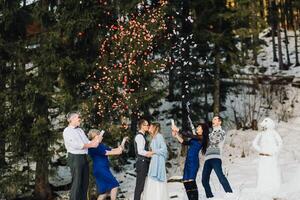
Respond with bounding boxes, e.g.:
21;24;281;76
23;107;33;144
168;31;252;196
89;0;170;124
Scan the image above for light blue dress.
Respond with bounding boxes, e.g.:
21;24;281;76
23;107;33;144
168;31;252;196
148;133;168;182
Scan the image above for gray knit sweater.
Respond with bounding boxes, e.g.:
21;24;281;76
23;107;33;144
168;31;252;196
205;126;226;161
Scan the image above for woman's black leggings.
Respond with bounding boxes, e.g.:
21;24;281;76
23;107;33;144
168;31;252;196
183;180;198;200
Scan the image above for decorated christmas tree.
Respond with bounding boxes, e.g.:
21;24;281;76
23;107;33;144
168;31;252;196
88;0;169;131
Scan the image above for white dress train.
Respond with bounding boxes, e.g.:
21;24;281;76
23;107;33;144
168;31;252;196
143;177;169;200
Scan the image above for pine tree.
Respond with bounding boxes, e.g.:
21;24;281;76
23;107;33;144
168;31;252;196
88;1;168;132
234;0;266;67
21;0;63;198
193;0;238;116
57;0;115;112
0;2;9;168
0;1;35;197
0;28;9;169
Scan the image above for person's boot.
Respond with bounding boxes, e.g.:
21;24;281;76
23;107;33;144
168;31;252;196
184;181;199;200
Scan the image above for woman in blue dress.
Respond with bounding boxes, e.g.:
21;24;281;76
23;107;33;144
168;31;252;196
172;122;209;200
143;122;169;200
88;129;127;200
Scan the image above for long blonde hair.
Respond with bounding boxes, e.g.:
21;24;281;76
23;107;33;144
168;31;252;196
150;122;161;136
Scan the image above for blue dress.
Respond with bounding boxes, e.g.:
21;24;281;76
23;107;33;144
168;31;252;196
183;138;202;180
88;144;119;194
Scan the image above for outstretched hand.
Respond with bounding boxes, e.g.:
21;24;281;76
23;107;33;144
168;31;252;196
171;130;178;137
171;119;179;132
121;136;129;149
171;124;179;136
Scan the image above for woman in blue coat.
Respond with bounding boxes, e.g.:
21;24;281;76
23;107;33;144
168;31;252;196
172;123;209;200
88;129;127;200
143;122;169;200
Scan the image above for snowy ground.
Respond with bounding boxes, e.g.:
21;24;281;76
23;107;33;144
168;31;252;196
111;117;300;200
111;30;300;199
53;107;300;200
52;30;300;200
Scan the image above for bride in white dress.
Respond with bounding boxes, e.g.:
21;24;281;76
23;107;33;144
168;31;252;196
252;117;283;198
143;122;169;200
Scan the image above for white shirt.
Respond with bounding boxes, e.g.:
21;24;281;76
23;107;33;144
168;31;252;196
135;133;148;156
63;126;90;154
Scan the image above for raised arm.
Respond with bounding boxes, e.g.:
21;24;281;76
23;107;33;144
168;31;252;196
180;130;201;140
105;146;123;156
84;135;102;149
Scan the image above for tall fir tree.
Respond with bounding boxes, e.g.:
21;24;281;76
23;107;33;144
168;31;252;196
88;1;168;137
21;0;61;198
0;1;36;198
57;0;129;114
190;0;238;116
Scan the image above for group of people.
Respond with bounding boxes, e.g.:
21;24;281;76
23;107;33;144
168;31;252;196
62;111;283;200
171;117;234;200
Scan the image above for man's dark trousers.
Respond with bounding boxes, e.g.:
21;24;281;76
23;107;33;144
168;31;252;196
68;153;89;200
201;158;233;198
134;158;150;200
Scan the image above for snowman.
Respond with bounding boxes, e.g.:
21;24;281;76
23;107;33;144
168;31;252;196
252;117;283;199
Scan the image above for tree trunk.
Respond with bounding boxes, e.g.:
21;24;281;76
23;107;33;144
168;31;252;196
34;158;52;200
277;24;284;70
0;130;6;169
294;27;300;66
259;0;265;18
213;52;221;115
283;26;291;68
251;119;258;130
283;0;291;68
271;26;278;62
253;33;259;66
240;40;246;65
276;0;283;69
270;0;278;62
0;132;5;167
0;66;6;167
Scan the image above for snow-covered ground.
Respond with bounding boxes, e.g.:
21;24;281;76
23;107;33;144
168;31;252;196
112;30;300;199
53;99;300;200
52;30;300;200
109;117;300;200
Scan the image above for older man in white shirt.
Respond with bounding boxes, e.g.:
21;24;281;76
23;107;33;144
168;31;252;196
63;112;102;200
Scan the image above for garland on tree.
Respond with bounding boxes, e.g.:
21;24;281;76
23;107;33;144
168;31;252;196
88;0;169;125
